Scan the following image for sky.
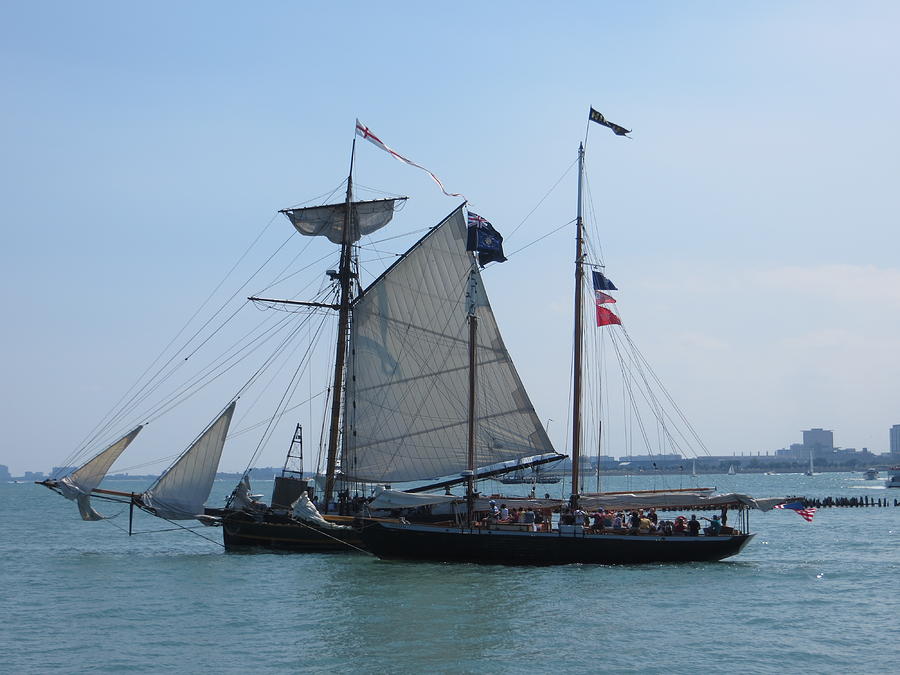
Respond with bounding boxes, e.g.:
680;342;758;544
2;1;899;475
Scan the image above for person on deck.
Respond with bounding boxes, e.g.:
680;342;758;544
673;515;687;534
629;510;640;531
687;514;701;536
523;507;536;528
499;504;509;521
703;514;722;536
638;514;652;534
573;508;587;526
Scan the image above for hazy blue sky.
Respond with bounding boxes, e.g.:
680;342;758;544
3;1;899;475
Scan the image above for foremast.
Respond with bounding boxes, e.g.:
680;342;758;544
324;139;357;507
571;142;586;506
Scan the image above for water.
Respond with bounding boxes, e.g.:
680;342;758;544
3;473;898;673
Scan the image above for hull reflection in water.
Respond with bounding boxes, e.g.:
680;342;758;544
359;520;754;565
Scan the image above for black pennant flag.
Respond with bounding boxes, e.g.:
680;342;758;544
589;108;631;136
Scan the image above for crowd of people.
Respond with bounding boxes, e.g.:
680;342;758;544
482;501;728;536
483;501;552;531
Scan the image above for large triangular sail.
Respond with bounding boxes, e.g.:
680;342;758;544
282;198;405;245
142;402;236;520
58;426;143;521
344;206;558;482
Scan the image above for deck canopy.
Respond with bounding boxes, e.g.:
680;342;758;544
580;492;783;512
368;490;784;512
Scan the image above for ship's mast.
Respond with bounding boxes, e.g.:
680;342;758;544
465;262;478;526
323;138;357;508
571;142;585;506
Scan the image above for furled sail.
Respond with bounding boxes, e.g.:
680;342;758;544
228;475;266;512
141;402;236;520
344;205;557;482
282;198;405;245
58;426;143;521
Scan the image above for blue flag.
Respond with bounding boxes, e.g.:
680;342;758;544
592;270;618;291
466;212;507;267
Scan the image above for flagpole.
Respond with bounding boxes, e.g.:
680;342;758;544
571;142;585;507
323;136;357;510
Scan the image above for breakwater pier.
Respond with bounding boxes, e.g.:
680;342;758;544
791;495;900;508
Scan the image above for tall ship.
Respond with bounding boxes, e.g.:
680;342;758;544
40;113;780;561
39;119;565;551
357;110;781;565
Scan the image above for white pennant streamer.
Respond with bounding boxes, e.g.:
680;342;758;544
355;119;465;199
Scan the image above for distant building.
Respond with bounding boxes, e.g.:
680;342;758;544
891;424;900;457
23;471;45;481
776;443;806;459
0;465;10;482
802;428;834;459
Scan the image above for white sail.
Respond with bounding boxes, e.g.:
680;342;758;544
344;206;556;482
283;198;402;245
142;402;235;520
58;426;143;521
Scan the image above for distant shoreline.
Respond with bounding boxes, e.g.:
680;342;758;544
12;466;892;482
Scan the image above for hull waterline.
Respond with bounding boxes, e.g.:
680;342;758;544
359;520;754;565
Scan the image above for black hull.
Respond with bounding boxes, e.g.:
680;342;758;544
220;512;363;553
359;521;754;565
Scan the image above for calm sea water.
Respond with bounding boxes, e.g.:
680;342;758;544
3;472;898;674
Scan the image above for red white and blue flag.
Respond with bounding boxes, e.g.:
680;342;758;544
592;270;621;326
774;501;817;522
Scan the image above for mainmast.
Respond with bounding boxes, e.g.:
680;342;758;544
571;142;586;506
465;262;478;526
323;139;356;507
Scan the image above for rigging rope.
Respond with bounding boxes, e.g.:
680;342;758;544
505;157;578;241
62;213;286;472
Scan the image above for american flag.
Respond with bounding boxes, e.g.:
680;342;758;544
774;501;817;522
